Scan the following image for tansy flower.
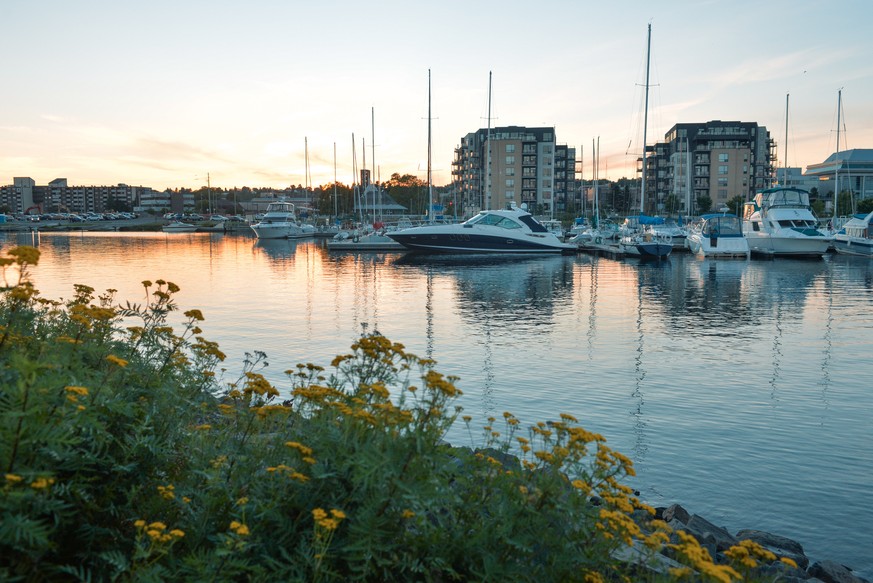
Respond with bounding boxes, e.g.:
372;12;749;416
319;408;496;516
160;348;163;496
106;354;129;368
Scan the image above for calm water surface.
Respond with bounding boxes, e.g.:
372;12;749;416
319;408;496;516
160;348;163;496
4;230;872;576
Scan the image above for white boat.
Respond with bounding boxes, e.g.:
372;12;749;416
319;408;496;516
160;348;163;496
386;204;575;254
833;210;873;257
162;221;197;233
741;187;832;257
540;219;565;240
686;213;750;258
249;199;309;240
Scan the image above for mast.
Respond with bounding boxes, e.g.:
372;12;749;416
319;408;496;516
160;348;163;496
486;71;492;211
372;107;377;224
305;137;310;206
784;93;789;183
428;68;434;224
333;142;338;221
640;23;651;214
833;89;842;224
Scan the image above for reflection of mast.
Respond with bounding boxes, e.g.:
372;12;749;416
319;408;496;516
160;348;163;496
769;297;783;400
632;274;648;461
425;265;434;360
586;259;598;361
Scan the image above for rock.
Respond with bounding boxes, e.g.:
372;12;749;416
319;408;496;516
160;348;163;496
807;560;871;583
662;503;691;524
684;514;738;552
735;528;809;570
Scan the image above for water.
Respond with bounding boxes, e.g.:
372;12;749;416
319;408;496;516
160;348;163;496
4;230;872;576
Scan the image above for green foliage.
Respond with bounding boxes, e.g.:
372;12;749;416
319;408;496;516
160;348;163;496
696;195;713;214
0;246;802;582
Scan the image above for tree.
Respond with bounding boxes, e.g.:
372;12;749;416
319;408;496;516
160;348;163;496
858;198;873;214
696;195;712;214
836;190;855;217
662;194;680;215
726;195;744;217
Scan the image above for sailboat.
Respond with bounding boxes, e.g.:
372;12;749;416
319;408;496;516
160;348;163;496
618;24;672;259
831;90;873;256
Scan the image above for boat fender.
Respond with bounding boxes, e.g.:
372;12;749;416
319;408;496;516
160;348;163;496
594;236;602;245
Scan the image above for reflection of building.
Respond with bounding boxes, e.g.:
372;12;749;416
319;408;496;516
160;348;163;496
646;121;775;214
452;126;576;218
805;149;873;203
0;176;162;214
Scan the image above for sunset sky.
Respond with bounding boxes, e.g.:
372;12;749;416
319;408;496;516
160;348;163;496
2;0;871;191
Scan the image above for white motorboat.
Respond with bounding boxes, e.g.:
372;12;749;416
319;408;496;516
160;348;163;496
742;187;832;258
386;204;575;254
250;199;310;240
162;221;197;233
686;213;750;258
833;210;873;257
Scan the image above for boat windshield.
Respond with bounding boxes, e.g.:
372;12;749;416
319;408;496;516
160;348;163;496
465;212;523;229
702;215;741;236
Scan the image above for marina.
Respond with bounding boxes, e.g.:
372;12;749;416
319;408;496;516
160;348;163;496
3;229;871;578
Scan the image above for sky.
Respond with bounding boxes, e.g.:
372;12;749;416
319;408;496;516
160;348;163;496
2;0;872;191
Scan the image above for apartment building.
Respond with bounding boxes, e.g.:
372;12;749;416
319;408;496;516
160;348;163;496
451;126;576;218
0;177;165;214
646;121;775;214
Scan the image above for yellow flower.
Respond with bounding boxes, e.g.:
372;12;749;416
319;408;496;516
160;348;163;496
134;519;146;529
105;354;129;368
65;385;89;397
330;509;346;520
169;529;185;538
5;474;23;484
401;509;415;519
30;477;55;489
311;508;328;521
148;522;167;531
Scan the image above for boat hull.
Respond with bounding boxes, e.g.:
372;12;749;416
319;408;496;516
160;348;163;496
745;234;831;258
387;232;573;254
833;236;873;257
250;222;307;239
620;241;672;258
686;234;750;258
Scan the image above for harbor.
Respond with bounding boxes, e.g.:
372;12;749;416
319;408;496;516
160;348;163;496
4;228;871;578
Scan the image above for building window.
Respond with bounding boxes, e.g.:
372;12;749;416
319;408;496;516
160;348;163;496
718;153;729;162
505;156;515;165
505;191;514;199
718;178;728;187
718;165;728;175
506;167;515;176
506;144;515;153
505;179;515;188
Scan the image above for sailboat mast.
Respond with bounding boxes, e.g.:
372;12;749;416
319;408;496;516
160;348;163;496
305;137;310;207
784;93;789;181
640;23;651;214
428;68;434;224
333;142;338;221
833;89;842;224
372;107;377;224
486;70;492;211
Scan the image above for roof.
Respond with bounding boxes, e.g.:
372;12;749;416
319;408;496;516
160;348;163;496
805;148;873;176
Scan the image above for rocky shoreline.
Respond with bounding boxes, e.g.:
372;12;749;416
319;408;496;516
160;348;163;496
645;502;869;583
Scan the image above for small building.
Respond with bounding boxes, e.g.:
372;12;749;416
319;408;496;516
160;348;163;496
805;149;873;202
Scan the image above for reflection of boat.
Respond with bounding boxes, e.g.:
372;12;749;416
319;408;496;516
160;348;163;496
162;221;197;233
250;199;309;240
386;204;574;254
741;187;832;257
833;211;873;257
686;213;750;258
327;229;405;251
